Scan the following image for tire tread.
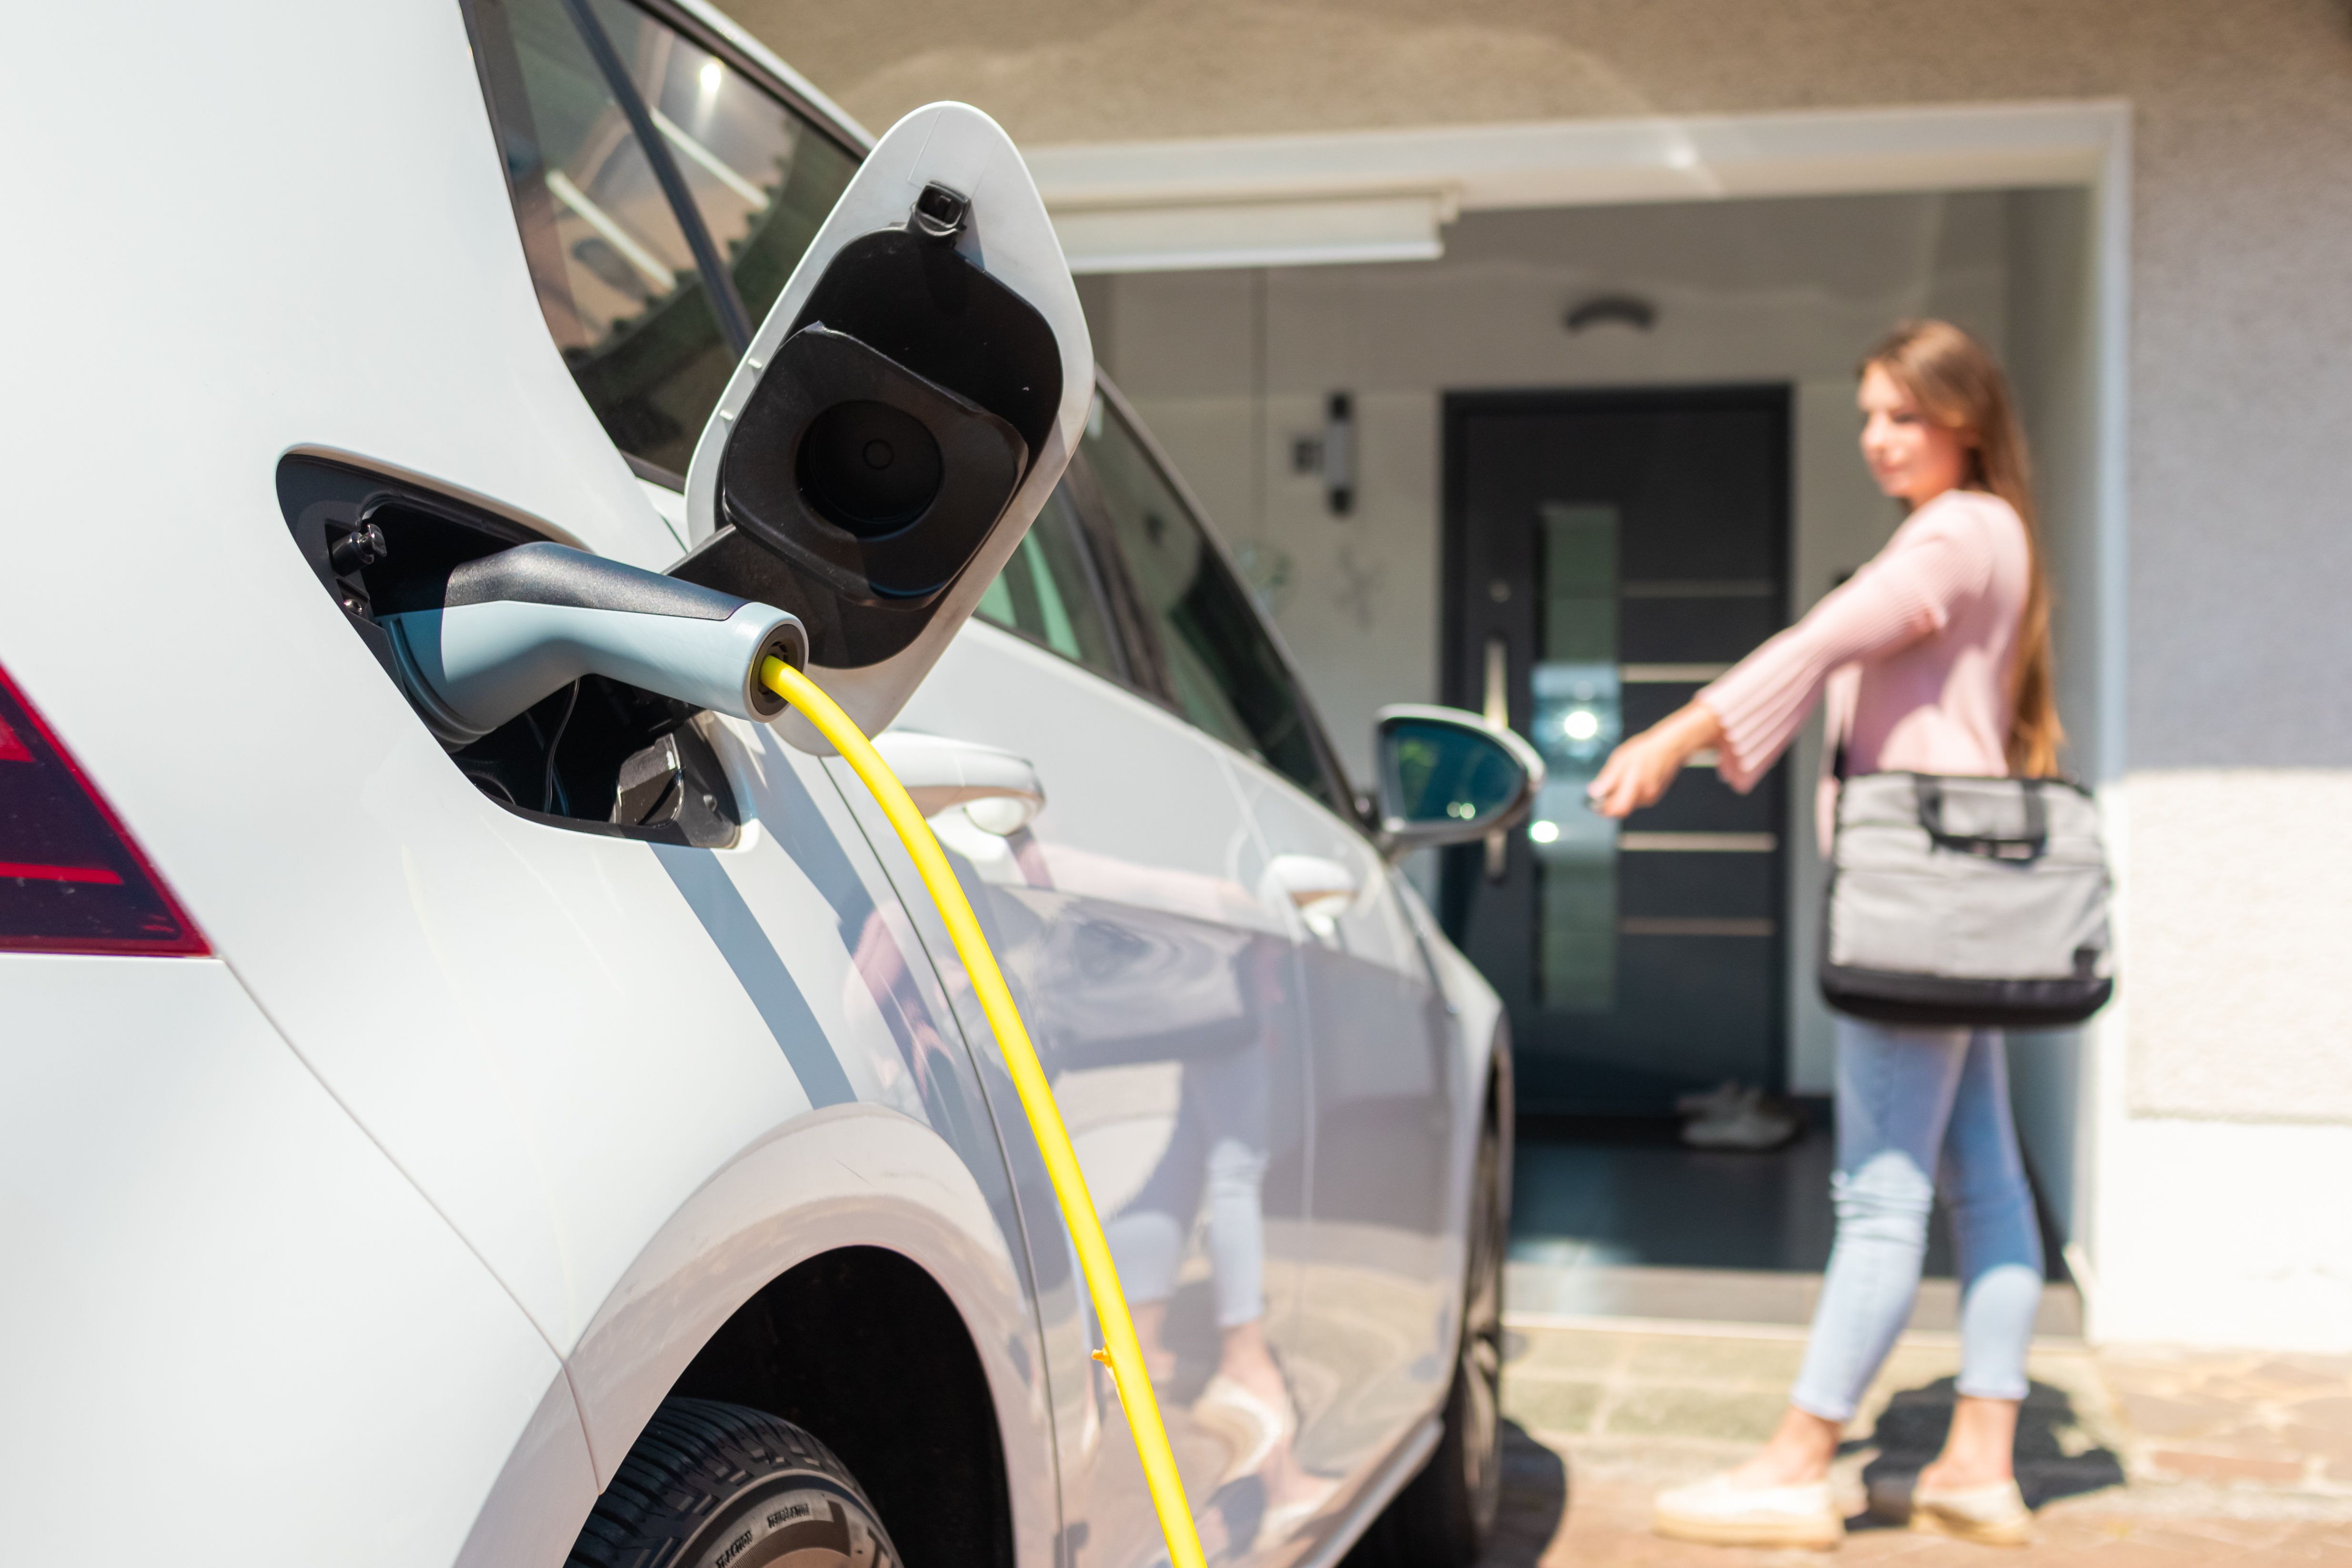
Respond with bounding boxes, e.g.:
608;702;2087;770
565;1398;882;1568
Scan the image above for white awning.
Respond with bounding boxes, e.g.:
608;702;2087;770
1027;102;2125;275
1047;191;1450;275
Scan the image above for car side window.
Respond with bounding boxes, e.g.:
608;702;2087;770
563;0;858;340
1084;396;1344;810
975;482;1125;681
467;0;856;476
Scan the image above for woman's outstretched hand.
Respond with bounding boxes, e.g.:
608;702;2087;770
1587;702;1727;819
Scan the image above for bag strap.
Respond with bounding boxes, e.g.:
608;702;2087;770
1915;775;2048;861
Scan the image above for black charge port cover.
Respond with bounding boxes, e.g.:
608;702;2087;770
719;324;1027;606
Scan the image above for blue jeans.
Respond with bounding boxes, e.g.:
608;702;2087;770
1104;1041;1270;1329
1789;1018;2045;1422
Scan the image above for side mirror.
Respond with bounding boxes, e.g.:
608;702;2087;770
1372;704;1547;861
669;102;1093;751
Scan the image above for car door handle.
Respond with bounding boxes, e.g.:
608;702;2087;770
871;731;1045;834
1264;853;1359;932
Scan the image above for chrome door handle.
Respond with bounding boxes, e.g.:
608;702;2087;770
1483;636;1509;881
1481;635;1509;730
871;730;1045;834
1263;852;1360;935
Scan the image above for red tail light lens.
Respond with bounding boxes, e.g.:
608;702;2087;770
0;661;208;955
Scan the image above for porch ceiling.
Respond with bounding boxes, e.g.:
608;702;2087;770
1026;102;2125;273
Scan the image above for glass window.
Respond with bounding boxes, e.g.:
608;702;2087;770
468;0;855;476
572;0;857;332
974;483;1123;680
1531;502;1623;1011
1085;396;1341;809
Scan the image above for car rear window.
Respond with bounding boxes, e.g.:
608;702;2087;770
465;0;857;476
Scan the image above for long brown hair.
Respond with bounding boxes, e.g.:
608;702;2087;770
1861;320;2062;777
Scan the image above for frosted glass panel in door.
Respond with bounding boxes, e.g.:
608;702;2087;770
1532;503;1620;1012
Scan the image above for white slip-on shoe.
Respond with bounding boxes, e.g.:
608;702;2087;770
1681;1086;1801;1151
1191;1373;1290;1487
1653;1472;1844;1550
1675;1079;1743;1118
1910;1479;2034;1548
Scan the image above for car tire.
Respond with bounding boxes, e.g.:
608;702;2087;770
1352;1095;1508;1568
566;1397;902;1568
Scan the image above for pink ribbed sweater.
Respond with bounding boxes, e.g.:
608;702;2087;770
1698;488;2030;847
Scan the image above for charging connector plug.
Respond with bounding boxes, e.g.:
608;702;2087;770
381;542;806;745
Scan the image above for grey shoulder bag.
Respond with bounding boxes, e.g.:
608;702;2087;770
1821;771;2115;1028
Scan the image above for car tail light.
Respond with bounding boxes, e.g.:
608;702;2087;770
0;660;208;955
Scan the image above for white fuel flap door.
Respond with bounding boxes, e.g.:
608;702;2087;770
669;101;1094;752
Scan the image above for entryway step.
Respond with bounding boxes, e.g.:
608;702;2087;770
1506;1259;2085;1339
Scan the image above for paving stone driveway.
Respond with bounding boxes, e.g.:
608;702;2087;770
1482;1320;2352;1565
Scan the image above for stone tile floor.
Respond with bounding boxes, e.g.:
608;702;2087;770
1481;1318;2352;1565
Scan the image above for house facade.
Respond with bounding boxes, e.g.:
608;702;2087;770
730;0;2352;1353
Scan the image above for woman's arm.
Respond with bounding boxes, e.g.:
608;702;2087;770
1588;701;1723;818
1586;507;1990;817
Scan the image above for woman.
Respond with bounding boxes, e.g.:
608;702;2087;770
1590;321;2058;1551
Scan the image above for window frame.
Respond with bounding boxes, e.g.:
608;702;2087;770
626;0;870;167
1080;377;1366;827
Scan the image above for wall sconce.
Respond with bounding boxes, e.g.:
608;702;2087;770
1564;294;1657;334
1288;392;1356;516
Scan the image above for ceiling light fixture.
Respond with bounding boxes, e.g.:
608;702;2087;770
1564;294;1657;334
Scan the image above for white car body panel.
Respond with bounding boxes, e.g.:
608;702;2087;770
0;956;577;1564
0;2;1512;1564
4;0;1037;1502
1226;754;1460;1546
880;623;1313;1568
560;1103;1056;1540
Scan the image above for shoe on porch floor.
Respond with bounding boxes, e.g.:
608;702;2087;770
1652;1472;1844;1550
1868;1472;2035;1547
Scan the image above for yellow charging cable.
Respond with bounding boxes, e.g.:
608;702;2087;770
761;657;1205;1568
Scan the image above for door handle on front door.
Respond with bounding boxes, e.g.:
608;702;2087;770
870;731;1045;834
1483;634;1510;882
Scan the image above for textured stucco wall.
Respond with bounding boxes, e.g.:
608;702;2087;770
2127;771;2352;1120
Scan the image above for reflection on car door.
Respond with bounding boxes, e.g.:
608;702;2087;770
1235;771;1456;1498
1077;392;1458;1547
868;477;1316;1568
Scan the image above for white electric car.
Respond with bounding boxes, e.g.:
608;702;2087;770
0;4;1542;1566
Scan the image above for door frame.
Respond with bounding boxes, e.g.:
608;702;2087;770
1438;383;1794;1110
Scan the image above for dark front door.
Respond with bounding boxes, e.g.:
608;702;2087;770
1442;387;1792;1115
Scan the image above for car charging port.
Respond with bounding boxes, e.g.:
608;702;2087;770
280;455;782;847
